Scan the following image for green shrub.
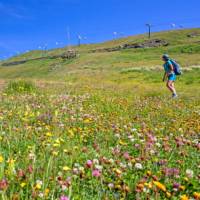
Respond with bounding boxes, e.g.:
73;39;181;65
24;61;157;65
4;80;37;94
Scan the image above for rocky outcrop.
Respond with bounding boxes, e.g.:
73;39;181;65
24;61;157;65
187;32;200;38
1;50;77;67
91;39;169;53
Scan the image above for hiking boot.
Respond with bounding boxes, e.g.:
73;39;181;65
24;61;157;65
172;93;178;98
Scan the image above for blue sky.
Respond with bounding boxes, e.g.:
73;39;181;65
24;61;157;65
0;0;200;60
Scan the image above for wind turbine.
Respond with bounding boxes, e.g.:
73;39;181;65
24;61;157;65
171;23;176;30
146;23;152;39
78;35;82;46
77;35;87;46
113;32;118;39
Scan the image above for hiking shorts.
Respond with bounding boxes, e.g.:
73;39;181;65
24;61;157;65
168;73;176;81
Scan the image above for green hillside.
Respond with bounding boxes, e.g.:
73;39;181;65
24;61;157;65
0;28;200;200
0;28;200;80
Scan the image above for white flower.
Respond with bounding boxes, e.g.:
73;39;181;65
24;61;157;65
179;128;183;132
127;162;133;168
131;128;137;132
108;183;114;188
150;150;155;155
93;159;99;164
58;171;63;176
1;131;6;135
193;139;199;145
143;188;150;193
186;169;194;178
128;135;135;142
155;142;161;147
128;135;133;139
62;185;67;191
28;153;35;160
119;163;127;169
135;163;143;170
95;165;103;170
72;167;79;175
38;192;44;198
36;180;43;185
109;159;114;164
79;166;84;172
74;163;80;167
137;133;142;137
130;138;135;142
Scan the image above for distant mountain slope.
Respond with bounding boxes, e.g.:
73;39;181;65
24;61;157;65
0;28;200;79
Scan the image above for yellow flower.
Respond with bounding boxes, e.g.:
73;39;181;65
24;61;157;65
193;192;200;199
147;170;152;176
73;146;78;150
53;143;60;147
55;139;60;144
68;129;74;137
131;158;136;164
114;168;122;175
35;183;42;190
144;182;153;189
46;132;52;137
183;177;189;182
52;151;58;156
166;192;171;198
60;138;64;143
119;140;127;146
7;158;15;165
63;166;71;171
153;181;166;192
0;155;4;163
63;149;69;153
179;185;186;191
84;118;91;123
45;188;50;196
115;184;122;190
20;182;26;188
35;180;42;190
180;195;189;200
55;110;58;117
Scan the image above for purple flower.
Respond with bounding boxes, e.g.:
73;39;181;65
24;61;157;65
92;169;101;177
0;179;8;190
60;195;69;200
173;182;180;189
123;152;130;160
163;168;180;177
86;160;93;168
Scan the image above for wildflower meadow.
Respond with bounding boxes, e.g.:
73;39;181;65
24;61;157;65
0;75;199;200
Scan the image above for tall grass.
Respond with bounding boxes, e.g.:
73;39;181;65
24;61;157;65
4;80;37;94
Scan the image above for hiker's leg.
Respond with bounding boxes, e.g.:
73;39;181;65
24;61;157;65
171;81;177;95
166;81;174;93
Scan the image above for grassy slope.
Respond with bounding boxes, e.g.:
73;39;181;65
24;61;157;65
0;28;200;80
0;30;200;200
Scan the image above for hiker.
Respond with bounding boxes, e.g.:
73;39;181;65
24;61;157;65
162;54;178;98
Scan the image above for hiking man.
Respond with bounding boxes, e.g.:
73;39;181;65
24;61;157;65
162;54;178;98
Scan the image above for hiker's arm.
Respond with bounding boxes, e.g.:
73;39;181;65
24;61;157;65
169;64;174;74
163;72;167;82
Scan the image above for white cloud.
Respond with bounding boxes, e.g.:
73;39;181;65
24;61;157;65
0;2;28;19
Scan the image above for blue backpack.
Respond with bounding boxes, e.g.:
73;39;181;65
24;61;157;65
170;59;182;75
